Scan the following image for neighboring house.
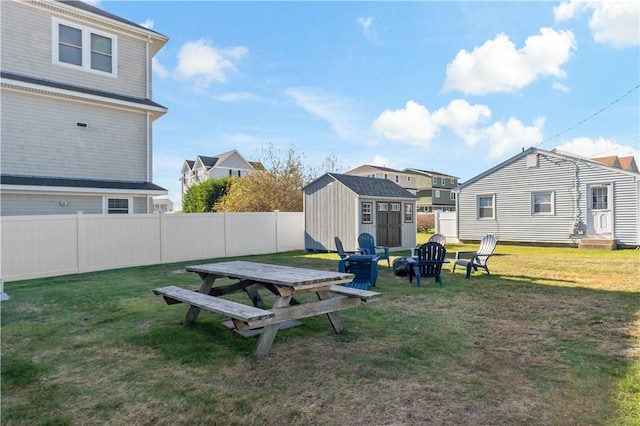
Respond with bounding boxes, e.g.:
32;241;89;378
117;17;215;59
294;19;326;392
0;0;168;216
345;165;416;190
404;168;459;212
592;155;639;173
153;197;174;213
303;173;417;252
455;147;640;248
180;150;263;196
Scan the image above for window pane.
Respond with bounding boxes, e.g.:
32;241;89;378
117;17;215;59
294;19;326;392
91;52;112;72
59;45;82;65
108;198;129;214
534;193;551;204
91;33;112;54
59;24;82;46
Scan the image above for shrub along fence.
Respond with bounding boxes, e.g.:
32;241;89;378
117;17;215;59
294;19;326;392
0;211;304;282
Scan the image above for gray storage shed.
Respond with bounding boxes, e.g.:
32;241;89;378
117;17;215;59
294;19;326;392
304;173;418;253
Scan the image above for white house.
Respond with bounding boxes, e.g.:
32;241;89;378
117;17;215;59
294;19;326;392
455;147;640;248
180;150;263;196
0;0;168;215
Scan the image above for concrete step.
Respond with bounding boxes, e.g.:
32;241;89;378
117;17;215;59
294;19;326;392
579;239;617;250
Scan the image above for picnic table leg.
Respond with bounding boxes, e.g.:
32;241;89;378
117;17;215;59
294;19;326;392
254;295;292;357
184;275;217;325
316;290;345;333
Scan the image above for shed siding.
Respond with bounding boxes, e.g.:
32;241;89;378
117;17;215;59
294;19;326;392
1;1;148;98
458;152;639;246
1;90;148;182
304;175;358;252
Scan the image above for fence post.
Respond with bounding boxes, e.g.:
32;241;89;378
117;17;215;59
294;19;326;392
274;210;279;253
76;211;84;274
434;210;441;234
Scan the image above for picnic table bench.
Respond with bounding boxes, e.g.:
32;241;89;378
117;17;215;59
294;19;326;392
153;261;381;356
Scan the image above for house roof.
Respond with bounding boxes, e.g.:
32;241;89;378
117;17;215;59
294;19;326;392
619;156;639;172
1;72;167;112
1;175;167;193
404;168;459;179
593;155;639;173
56;0;167;39
345;164;405;175
457;147;640;190
323;173;417;198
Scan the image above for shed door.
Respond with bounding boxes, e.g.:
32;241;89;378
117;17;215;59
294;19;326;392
377;202;402;247
587;184;613;236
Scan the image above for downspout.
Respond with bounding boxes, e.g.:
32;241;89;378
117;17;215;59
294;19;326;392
146;35;151;214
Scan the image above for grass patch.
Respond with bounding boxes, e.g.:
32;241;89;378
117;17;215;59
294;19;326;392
2;239;639;425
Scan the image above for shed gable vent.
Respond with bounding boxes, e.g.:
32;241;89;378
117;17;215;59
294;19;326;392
526;154;538;168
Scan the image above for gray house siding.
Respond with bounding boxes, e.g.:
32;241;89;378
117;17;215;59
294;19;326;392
1;1;149;99
458;149;639;246
0;193;151;216
304;175;359;252
1;1;168;216
1;90;148;182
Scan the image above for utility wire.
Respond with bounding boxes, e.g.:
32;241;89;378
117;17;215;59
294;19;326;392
536;84;640;147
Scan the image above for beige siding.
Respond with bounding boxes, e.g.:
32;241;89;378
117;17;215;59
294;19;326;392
1;1;148;98
1;90;148;181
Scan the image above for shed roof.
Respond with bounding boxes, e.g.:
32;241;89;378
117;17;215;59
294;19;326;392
324;173;417;198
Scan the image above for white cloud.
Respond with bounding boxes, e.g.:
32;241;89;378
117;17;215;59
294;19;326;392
372;99;492;147
371;154;389;167
555;136;640;162
285;87;360;140
218;92;262;103
443;28;576;95
372;101;438;146
152;57;169;79
358;16;375;39
482;117;546;159
432;99;492;145
554;0;640;48
173;39;248;90
139;19;154;29
553;82;571;92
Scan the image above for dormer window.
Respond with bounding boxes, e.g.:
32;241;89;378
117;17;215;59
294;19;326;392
53;19;117;76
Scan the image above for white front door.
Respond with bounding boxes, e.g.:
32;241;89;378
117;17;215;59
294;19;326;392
587;184;613;236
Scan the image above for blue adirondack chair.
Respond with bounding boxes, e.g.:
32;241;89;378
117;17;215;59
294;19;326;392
410;241;447;287
452;234;498;278
339;254;379;290
357;232;390;267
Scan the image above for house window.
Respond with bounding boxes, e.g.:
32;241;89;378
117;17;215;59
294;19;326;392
361;202;372;224
407;176;411;182
377;202;389;212
229;170;241;177
450;192;456;201
384;173;388;180
532;192;554;215
395;175;399;183
591;186;608;210
435;189;441;198
107;198;130;214
477;195;495;219
53;19;116;75
432;177;437;185
404;203;413;222
391;203;401;211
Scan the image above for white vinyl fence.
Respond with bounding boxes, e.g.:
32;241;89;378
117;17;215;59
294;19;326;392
434;210;458;243
0;211;304;282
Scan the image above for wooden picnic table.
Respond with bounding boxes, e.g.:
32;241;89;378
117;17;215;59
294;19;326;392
153;260;381;356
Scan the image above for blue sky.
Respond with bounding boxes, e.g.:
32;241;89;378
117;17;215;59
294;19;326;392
95;1;638;204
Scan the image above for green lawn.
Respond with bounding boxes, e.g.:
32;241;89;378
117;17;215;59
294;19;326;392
2;238;639;425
